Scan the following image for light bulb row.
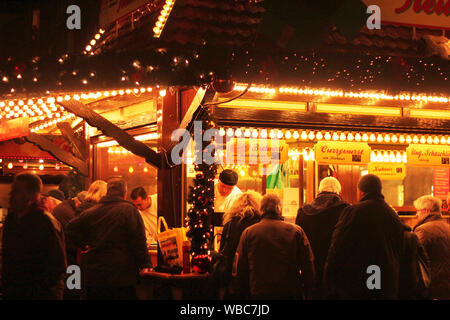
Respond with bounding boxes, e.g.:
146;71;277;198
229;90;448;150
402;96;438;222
30;113;76;132
0;87;154;111
233;84;449;103
219;128;450;145
153;0;175;38
371;150;407;163
84;28;105;55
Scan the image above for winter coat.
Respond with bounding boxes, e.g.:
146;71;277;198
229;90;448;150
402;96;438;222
52;199;78;267
52;199;77;229
324;192;408;300
295;191;349;298
232;214;315;300
2;203;67;299
218;214;261;287
399;230;431;300
75;199;98;215
66;195;151;287
413;214;450;300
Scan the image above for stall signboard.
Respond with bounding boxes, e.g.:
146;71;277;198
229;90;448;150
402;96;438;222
224;138;288;165
368;162;407;180
433;168;449;200
315;141;371;165
363;0;450;29
407;144;450;167
0;118;29;142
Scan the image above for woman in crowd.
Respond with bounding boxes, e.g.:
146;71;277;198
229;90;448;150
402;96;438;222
76;180;107;215
216;190;262;299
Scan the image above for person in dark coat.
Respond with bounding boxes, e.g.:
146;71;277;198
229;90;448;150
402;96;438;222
52;191;87;229
399;229;431;300
66;178;152;300
217;190;262;299
295;176;349;299
2;173;67;300
324;174;409;300
413;195;450;299
232;193;315;300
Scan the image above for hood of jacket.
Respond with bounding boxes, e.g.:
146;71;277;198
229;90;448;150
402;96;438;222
301;192;347;216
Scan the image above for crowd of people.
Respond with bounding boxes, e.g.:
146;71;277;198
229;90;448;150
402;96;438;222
215;171;450;300
0;173;155;300
0;170;449;300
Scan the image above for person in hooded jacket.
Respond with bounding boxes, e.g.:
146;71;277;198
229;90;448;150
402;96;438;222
324;174;409;300
295;176;349;299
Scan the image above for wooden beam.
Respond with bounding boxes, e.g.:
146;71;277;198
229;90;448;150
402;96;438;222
25;133;89;176
179;87;207;132
57;122;86;160
58;99;162;169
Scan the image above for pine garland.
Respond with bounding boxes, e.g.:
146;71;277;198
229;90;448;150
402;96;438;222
185;107;217;273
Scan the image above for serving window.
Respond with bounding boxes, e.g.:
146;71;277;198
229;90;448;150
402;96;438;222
93;131;158;198
200;128;450;224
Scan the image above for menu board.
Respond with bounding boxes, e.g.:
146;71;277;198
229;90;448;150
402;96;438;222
407;144;450;167
315;141;371;165
433;168;449;201
224;138;288;165
368;163;406;180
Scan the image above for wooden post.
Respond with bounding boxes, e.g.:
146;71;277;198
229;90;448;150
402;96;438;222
157;88;183;229
306;160;315;203
298;154;304;207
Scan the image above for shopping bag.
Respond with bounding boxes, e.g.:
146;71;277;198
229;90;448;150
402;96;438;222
156;216;187;268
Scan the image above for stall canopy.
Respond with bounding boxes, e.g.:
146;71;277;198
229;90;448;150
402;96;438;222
0;0;448;176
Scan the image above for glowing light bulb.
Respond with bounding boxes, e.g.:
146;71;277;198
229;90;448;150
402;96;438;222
332;133;339;141
7;162;13;169
39;164;44;170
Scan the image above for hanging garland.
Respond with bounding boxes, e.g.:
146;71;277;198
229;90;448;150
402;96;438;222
0;44;448;98
185;106;217;274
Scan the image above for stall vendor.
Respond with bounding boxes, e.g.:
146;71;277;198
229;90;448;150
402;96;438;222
215;169;242;212
130;187;157;247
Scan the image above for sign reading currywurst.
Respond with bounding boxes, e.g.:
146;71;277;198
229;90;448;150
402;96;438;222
407;144;450;167
315;141;371;165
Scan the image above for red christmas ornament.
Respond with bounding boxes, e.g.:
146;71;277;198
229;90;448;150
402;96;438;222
191;254;212;274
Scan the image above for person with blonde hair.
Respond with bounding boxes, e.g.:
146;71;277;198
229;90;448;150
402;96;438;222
215;190;262;298
76;180;107;214
413;195;450;299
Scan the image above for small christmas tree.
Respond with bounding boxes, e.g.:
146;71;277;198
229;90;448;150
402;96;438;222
185;107;217;273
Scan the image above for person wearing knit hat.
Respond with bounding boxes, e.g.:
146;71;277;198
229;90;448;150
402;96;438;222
215;169;242;212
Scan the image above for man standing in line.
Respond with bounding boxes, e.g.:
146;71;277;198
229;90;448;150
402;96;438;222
324;174;408;299
130;186;158;247
232;193;315;300
413;195;450;299
2;173;67;300
215;169;242;213
67;178;152;300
